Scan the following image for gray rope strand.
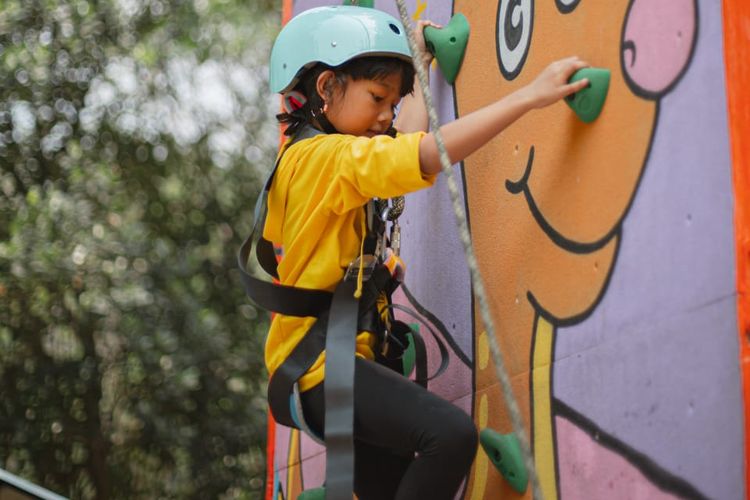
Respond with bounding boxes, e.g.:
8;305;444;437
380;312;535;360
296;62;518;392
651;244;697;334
393;2;544;499
375;196;405;221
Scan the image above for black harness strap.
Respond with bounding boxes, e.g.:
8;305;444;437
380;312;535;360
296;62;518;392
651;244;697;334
388;303;450;387
237;126;333;318
266;310;329;428
322;279;359;499
255;235;279;279
238;125;361;499
265;266;397;427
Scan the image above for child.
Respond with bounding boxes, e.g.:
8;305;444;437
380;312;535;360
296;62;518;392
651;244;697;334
253;5;589;499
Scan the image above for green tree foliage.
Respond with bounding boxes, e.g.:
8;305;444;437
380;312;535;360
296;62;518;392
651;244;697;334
0;1;280;498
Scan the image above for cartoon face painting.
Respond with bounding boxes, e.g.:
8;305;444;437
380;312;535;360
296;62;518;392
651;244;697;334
452;0;696;497
267;2;747;499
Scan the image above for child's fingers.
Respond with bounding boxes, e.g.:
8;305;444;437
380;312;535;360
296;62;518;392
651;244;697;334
553;55;582;69
416;19;442;29
569;61;589;76
557;56;587;69
559;58;589;82
563;78;589;96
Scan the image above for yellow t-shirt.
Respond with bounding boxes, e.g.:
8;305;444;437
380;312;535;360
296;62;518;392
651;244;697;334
263;131;436;391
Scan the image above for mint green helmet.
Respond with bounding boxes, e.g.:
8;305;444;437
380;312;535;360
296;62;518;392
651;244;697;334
269;6;412;94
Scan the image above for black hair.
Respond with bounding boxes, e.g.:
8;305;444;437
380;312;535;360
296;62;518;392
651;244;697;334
276;56;416;136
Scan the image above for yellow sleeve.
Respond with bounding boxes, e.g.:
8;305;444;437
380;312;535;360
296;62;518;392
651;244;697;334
322;131;437;214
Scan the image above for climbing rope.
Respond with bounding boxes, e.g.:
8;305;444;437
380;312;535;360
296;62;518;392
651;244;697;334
374;196;405;221
392;2;544;499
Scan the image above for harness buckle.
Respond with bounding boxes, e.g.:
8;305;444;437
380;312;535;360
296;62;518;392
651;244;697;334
344;254;378;282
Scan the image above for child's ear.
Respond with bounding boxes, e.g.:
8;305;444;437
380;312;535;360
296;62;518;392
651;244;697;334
316;70;336;102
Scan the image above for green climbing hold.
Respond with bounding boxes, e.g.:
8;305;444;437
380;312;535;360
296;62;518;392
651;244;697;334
479;428;528;494
565;67;610;123
297;487;325;500
423;13;470;84
402;328;416;377
342;0;374;7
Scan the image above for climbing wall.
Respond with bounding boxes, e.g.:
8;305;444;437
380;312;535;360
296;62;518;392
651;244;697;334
266;1;748;499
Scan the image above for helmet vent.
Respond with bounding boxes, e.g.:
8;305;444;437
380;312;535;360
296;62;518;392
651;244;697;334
388;23;401;35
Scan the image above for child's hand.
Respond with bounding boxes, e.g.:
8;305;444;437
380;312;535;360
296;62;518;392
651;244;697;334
413;20;442;68
521;56;590;109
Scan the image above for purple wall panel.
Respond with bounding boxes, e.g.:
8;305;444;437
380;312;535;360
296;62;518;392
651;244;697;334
555;1;742;498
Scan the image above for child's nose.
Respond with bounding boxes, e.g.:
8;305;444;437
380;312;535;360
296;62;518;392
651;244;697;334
378;106;394;123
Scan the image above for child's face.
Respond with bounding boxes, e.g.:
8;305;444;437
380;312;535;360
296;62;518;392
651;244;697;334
324;73;403;137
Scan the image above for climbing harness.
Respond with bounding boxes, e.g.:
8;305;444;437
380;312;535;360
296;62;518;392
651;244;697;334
392;0;544;498
238;124;448;499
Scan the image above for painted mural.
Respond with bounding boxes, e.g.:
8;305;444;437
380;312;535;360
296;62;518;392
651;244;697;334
267;1;745;499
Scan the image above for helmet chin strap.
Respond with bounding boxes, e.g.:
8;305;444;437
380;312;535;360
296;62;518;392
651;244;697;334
316;113;339;134
310;106;339;134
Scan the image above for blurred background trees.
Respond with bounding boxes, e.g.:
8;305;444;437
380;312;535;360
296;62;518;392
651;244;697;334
0;0;280;498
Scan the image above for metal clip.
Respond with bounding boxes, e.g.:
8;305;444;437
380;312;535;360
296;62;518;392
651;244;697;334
390;221;401;256
380;329;390;357
380;205;391;222
345;254;378;282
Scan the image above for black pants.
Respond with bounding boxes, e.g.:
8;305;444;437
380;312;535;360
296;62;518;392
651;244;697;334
300;357;478;500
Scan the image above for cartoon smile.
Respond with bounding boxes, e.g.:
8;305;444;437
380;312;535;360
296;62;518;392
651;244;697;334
505;145;620;254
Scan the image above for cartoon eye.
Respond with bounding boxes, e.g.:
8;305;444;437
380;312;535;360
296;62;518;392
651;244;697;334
496;0;534;80
556;0;581;14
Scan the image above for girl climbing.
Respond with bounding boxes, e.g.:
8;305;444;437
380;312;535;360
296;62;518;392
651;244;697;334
242;4;590;499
